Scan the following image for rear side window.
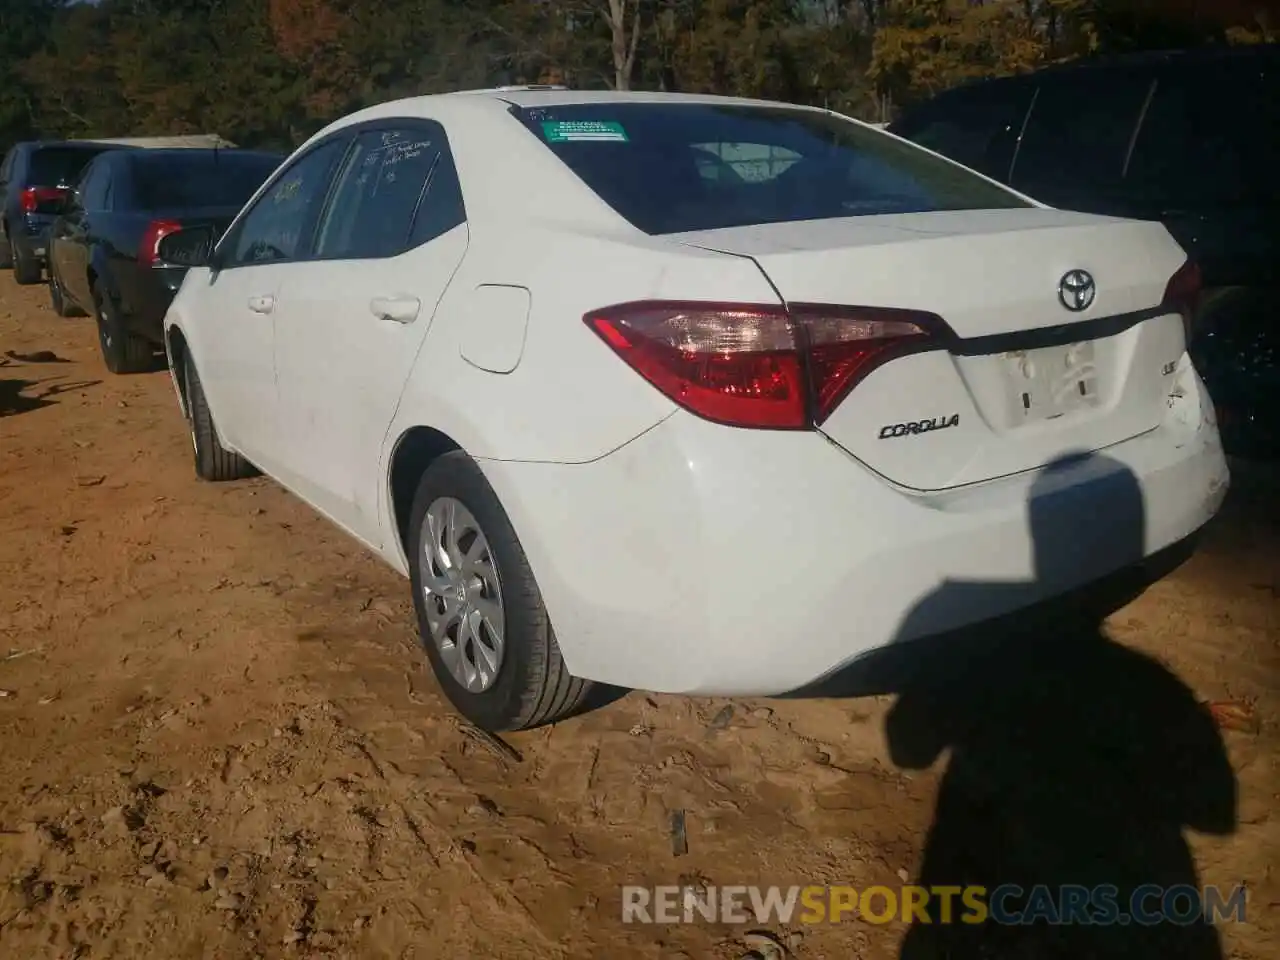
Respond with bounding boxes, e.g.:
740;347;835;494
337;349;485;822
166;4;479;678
130;153;283;210
1010;70;1153;201
513;103;1027;235
1126;58;1280;204
78;158;111;210
314;126;449;259
28;146;110;186
890;81;1033;181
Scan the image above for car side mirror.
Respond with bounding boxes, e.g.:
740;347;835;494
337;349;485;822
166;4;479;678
157;225;217;268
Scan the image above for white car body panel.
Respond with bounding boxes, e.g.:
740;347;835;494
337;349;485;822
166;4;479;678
162;88;1229;697
480;357;1225;694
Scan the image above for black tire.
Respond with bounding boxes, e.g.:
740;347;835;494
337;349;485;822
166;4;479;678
94;282;152;374
408;451;591;732
48;265;85;317
183;352;257;482
13;247;42;285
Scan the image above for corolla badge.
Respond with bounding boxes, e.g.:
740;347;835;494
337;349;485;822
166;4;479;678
1058;269;1096;312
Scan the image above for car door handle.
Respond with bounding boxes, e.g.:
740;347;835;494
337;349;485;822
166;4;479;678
247;295;275;315
370;295;421;324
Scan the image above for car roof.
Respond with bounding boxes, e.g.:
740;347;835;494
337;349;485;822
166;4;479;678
123;148;284;161
918;42;1280;103
334;86;827;124
281;87;845;244
453;87;823;111
12;139;140;153
1040;41;1280;73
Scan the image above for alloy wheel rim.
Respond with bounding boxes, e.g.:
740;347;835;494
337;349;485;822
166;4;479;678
419;497;505;693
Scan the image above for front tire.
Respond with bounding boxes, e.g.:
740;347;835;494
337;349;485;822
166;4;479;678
408;451;591;732
183;352;257;482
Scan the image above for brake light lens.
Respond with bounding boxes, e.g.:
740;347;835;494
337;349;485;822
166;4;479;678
20;186;67;214
1162;259;1201;347
584;301;940;429
138;219;184;266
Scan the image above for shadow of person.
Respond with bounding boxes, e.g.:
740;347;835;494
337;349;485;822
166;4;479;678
885;453;1236;960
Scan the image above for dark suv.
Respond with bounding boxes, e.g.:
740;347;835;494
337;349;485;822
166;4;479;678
0;141;136;285
889;44;1280;458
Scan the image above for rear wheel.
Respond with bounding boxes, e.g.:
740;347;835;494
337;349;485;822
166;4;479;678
48;264;84;317
183;352;257;482
94;282;152;373
13;247;42;285
408;452;591;732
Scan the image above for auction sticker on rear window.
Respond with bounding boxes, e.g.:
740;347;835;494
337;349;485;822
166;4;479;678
541;120;628;142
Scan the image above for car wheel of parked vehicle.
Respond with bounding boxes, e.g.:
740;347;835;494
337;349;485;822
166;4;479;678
13;248;43;285
48;266;85;318
408;452;591;732
183;352;258;482
93;282;152;374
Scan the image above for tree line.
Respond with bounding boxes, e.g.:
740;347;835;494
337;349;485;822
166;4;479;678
1;0;1274;152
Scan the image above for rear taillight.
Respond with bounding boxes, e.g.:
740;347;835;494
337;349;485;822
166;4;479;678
584;301;940;429
20;186;67;213
138;219;184;266
1162;259;1202;347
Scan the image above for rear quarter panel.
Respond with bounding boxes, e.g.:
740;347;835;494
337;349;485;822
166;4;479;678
383;225;782;466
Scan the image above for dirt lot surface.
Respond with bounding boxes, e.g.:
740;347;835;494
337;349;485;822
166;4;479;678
1;274;1277;960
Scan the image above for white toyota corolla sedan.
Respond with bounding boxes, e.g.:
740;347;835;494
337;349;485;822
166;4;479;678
160;87;1228;732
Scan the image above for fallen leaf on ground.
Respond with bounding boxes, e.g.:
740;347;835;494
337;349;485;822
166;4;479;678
1205;699;1258;733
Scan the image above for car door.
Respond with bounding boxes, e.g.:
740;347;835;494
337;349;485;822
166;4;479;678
57;161;107;308
271;121;468;545
192;135;350;474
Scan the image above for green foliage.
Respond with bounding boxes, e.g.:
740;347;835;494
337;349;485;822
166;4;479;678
0;0;1269;149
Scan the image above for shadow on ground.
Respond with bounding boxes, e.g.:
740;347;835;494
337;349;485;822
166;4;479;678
798;452;1238;959
0;376;100;417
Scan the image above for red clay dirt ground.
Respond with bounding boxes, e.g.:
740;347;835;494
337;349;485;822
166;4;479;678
0;273;1276;960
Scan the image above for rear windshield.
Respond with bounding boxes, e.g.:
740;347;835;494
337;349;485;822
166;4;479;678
130;152;283;210
513;103;1028;234
29;146;111;186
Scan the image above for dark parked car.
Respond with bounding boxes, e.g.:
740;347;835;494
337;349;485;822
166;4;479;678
888;44;1280;458
46;147;284;373
0;140;138;285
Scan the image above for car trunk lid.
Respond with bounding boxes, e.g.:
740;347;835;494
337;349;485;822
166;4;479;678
671;208;1192;490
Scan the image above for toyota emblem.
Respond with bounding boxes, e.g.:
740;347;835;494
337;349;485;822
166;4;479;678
1058;269;1096;312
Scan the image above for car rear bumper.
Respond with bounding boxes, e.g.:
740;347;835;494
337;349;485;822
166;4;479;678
121;265;186;344
11;232;48;261
479;360;1228;696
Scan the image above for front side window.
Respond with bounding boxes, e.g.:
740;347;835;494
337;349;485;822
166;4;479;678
513;102;1027;236
223;139;348;267
314;126;446;259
